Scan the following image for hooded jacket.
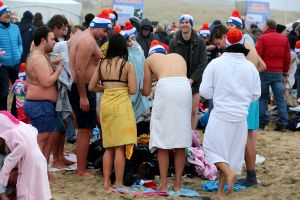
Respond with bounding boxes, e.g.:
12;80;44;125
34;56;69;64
136;18;159;58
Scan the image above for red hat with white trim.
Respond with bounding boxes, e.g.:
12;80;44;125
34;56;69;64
0;1;10;16
227;9;242;29
114;25;129;39
199;23;210;38
295;41;300;54
226;28;245;47
124;21;137;37
148;40;166;56
89;9;112;30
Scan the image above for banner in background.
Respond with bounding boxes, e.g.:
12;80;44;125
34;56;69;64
112;0;144;25
246;1;269;29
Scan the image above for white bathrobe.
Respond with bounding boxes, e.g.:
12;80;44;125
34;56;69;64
200;52;261;174
149;77;192;152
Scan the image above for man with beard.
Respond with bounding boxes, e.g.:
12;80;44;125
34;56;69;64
24;26;63;163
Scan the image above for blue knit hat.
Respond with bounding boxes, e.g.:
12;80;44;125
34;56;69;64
179;14;193;27
0;1;11;16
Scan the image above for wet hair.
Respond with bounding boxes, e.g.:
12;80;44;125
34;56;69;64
47;15;68;29
33;26;52;46
99;33;129;79
33;13;44;27
209;24;228;43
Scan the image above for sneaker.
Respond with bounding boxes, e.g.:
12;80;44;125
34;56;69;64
274;124;287;132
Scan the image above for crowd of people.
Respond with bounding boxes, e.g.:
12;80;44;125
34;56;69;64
0;0;300;199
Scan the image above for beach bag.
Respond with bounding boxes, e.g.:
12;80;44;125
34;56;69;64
284;82;298;107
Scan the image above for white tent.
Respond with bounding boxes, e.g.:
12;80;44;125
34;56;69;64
5;0;82;25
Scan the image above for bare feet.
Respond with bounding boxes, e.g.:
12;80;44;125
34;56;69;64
115;184;131;190
159;185;168;193
216;190;225;198
76;171;94;178
52;161;65;169
226;172;237;194
173;183;181;192
61;157;76;165
104;180;117;192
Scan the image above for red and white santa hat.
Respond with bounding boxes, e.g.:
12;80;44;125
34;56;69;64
124;21;137;37
227;9;242;29
295;41;300;54
89;9;112;30
108;9;116;22
114;25;129;40
226;28;245;47
199;23;210;38
148;40;166;57
0;1;10;16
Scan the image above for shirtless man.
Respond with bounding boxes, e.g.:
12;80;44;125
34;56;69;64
68;10;111;177
24;26;63;163
211;24;266;187
142;41;192;192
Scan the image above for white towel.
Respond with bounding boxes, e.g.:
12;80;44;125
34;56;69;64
149;77;192;152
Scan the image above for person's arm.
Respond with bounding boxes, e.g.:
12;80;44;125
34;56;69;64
252;70;261;101
34;57;63;87
0;193;9;200
257;54;266;72
283;40;291;74
88;66;104;93
142;59;153;96
127;62;137;95
0;132;27;194
75;39;94;112
190;38;208;83
199;62;214;99
17;27;23;56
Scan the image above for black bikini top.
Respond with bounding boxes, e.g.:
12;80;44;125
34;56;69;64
99;59;128;84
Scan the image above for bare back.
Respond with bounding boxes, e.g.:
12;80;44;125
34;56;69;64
99;58;131;89
145;53;187;79
26;51;58;102
69;30;101;83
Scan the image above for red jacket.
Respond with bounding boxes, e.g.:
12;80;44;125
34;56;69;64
256;29;291;73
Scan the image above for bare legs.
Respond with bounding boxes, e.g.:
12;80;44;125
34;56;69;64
215;162;237;197
192;93;200;130
103;146;127;190
37;132;52;162
52;132;75;168
157;148;186;192
76;128;93;177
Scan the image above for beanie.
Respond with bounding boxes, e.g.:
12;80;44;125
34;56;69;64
124;21;137;37
22;11;34;22
90;9;112;30
226;28;245;47
148;40;166;56
114;25;129;40
199;23;210;38
0;1;10;16
179;14;193;27
227;9;242;29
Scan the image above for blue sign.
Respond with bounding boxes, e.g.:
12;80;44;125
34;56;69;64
246;1;270;29
112;0;144;25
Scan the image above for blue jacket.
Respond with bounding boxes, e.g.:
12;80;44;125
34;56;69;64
0;22;23;67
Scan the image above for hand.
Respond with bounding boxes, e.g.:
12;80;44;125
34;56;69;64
189;79;194;86
51;55;64;65
0;193;9;200
80;97;90;113
206;44;216;51
56;62;64;72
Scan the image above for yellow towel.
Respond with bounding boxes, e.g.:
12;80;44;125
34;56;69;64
100;87;137;159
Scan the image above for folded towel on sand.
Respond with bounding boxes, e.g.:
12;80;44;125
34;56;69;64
200;180;249;192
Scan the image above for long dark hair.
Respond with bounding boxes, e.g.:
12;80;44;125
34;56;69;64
99;33;128;79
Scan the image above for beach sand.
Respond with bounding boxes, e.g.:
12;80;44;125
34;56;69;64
50;129;300;200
